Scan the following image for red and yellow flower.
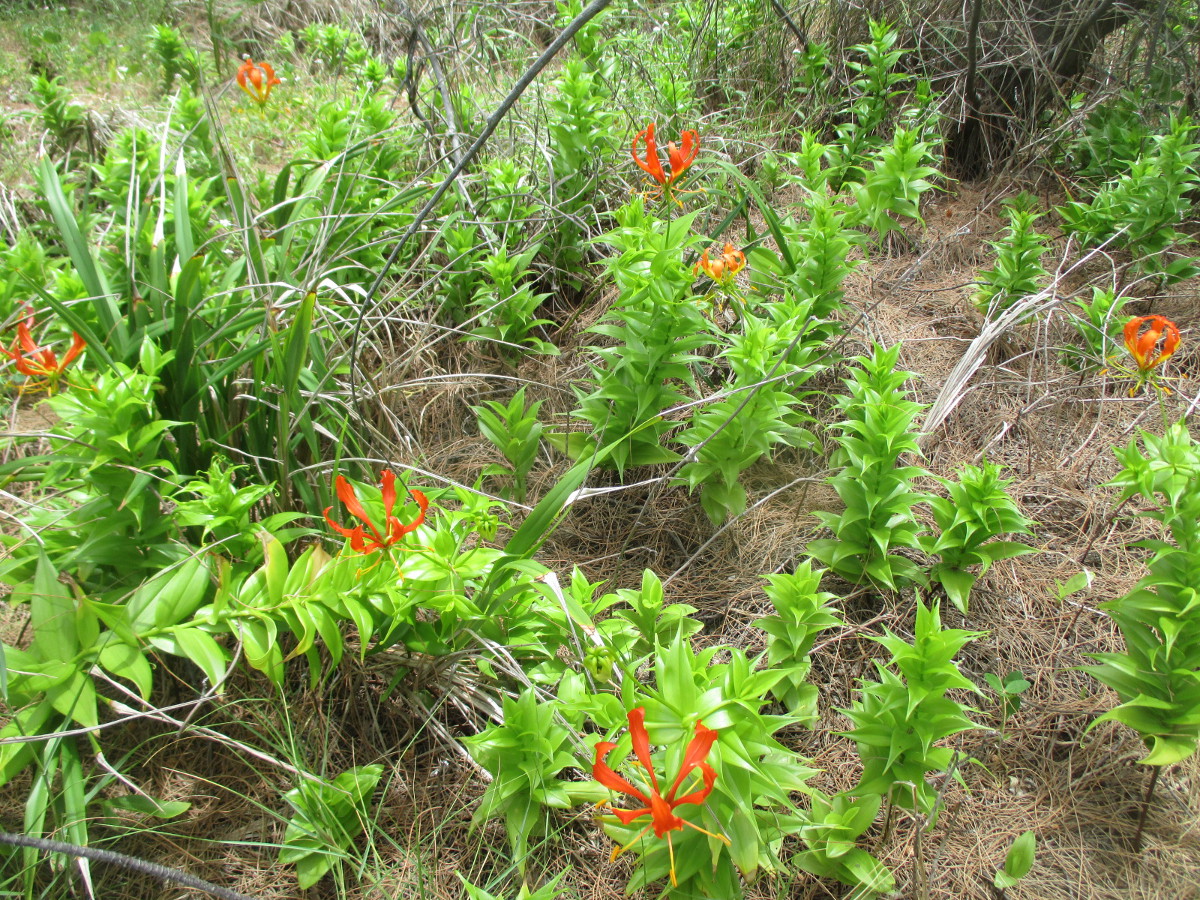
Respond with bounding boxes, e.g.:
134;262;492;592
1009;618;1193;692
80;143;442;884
593;706;728;886
632;123;699;199
323;469;427;554
694;243;746;285
236;56;281;106
1;310;86;394
1124;315;1181;372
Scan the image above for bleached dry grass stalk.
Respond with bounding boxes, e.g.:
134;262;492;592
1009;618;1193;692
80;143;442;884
919;239;1109;449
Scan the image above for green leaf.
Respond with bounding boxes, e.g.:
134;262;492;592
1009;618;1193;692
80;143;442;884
171;627;230;693
30;554;76;661
978;540;1034;563
24;742;58;885
59;742;92;883
128;557;211;631
104;795;191;819
296;852;336;890
1141;734;1197;767
1053;569;1093;602
47;669;98;729
97;640;154;701
261;537;289;609
936;567;976;615
241;617;283;686
1001;830;1035;880
36;157;125;357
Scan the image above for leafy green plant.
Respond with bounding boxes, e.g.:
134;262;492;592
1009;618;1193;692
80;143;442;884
984;670;1031;736
1057;115;1200;282
173;459;309;563
849;127;940;242
842;599;982;815
1067;91;1156;181
2;551;215;867
994;830;1036;894
973;193;1050;318
674;308;822;523
753;562;842;722
279;764;384;889
28;74;88;154
439;224;487;322
556;203;712;471
479;158;541;250
1087;422;1200;766
468;244;557;357
826;19;908;189
1;347;184;590
464;690;604;869
1086;422;1200;848
458;870;570;900
919;461;1035;614
1062;286;1130;370
792;792;894;896
354;54;390;91
28;114;405;514
746;187;856;347
473;386;545;503
300;23;360;74
791;40;832;114
148;23;200;92
595;569;701;667
807;344;930;591
593;634;816;897
544;56;618;278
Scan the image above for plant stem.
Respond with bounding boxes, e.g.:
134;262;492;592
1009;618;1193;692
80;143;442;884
1132;765;1160;853
880;787;896;844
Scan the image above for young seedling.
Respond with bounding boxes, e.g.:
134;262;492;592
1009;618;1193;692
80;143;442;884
993;830;1035;895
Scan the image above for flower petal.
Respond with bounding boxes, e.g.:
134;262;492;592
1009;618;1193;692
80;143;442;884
16;318;39;355
627;707;660;794
669;760;717;810
649;792;685;838
593;740;652;805
666;130;699;186
335;476;370;522
323;506;359;539
387;488;428;542
380;470;397;521
331;475;387;548
60;332;86;369
610;805;653;826
1162;319;1181;358
632;123;667;185
1123;317;1141;358
666;720;719;801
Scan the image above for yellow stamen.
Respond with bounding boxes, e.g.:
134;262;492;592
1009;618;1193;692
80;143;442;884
680;818;731;845
667;833;677;887
611;822;653;861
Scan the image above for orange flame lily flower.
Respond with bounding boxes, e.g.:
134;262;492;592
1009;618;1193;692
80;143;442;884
1124;315;1181;372
236;56;281;106
593;707;728;886
1;311;86;394
632;123;699;196
694;243;746;284
323;469;428;554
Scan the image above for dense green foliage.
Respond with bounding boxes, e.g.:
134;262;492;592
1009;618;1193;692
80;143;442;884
0;2;1197;898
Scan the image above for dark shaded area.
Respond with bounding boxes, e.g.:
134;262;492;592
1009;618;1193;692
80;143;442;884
948;0;1154;178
